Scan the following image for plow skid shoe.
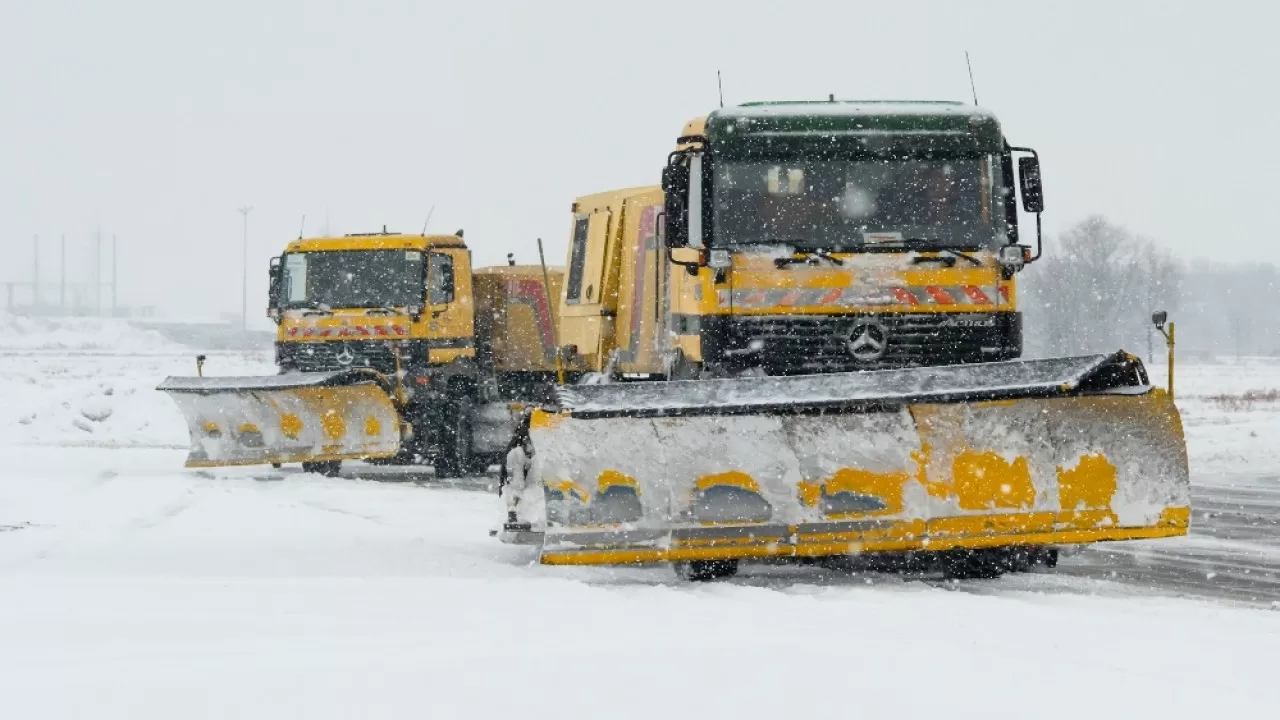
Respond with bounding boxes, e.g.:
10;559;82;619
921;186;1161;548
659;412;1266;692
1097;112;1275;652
157;370;401;468
506;352;1191;566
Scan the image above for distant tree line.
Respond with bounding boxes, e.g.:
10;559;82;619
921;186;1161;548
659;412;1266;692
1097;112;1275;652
1020;216;1278;362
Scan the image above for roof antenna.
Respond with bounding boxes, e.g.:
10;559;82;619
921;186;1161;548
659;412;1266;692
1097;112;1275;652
717;70;725;108
829;93;835;102
507;252;515;267
965;51;979;105
420;204;436;236
298;214;306;239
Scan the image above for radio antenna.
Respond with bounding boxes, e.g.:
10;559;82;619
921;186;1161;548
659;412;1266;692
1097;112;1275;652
965;51;979;105
717;70;724;108
298;215;306;239
420;204;436;236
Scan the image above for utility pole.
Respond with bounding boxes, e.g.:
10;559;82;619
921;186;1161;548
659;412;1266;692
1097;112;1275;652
95;227;103;315
238;206;253;330
32;235;39;311
59;234;66;311
111;235;119;315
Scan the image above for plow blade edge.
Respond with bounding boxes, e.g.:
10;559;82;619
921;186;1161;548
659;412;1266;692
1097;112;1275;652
157;370;401;468
507;353;1191;565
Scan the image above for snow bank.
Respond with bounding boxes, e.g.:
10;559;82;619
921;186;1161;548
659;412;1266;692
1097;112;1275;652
0;352;275;448
0;312;184;352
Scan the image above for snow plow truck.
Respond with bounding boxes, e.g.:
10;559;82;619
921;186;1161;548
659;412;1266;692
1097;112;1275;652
159;230;567;477
159;100;1190;580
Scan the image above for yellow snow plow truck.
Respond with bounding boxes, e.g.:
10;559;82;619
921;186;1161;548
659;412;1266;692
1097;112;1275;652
158;229;565;478
495;101;1190;580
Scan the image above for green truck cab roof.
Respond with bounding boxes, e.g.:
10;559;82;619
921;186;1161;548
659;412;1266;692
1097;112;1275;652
705;100;1004;156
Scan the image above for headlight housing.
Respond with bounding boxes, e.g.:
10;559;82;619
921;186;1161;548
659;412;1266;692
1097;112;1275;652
998;244;1027;269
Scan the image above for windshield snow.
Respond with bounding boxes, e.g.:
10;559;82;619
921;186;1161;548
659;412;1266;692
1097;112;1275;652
711;155;1003;250
281;250;424;309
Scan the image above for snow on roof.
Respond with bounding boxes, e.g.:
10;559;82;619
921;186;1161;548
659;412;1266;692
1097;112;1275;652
716;100;998;121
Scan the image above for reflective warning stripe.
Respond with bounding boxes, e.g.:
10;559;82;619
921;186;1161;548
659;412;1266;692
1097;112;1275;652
962;286;992;305
717;286;1004;309
925;286;955;305
283;324;410;338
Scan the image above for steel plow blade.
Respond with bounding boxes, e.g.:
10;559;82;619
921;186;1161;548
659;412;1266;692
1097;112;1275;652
157;370;402;468
503;353;1191;565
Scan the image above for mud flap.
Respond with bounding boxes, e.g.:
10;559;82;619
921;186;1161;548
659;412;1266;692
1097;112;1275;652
499;352;1191;565
157;370;402;468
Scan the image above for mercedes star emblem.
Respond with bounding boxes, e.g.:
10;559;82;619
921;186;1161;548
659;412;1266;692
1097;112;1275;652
847;322;888;361
334;347;355;366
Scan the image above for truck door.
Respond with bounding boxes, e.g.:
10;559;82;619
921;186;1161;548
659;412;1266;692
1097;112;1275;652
562;208;616;367
425;249;475;365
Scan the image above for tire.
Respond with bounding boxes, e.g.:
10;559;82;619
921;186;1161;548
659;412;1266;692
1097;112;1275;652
434;396;474;479
1007;547;1035;573
673;559;740;582
941;549;1006;580
301;460;341;477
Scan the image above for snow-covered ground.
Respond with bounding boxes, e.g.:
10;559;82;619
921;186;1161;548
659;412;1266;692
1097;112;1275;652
1152;358;1280;480
1;323;1278;718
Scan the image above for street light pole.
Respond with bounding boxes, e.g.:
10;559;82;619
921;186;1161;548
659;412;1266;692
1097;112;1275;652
238;206;253;331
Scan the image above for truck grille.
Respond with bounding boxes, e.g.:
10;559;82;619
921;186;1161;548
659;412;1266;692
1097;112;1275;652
705;312;1020;374
277;340;425;374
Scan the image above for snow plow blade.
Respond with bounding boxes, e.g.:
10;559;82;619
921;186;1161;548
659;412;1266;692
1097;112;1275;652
504;352;1190;566
157;370;402;468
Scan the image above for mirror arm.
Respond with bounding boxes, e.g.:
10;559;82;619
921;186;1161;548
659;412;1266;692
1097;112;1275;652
667;246;705;275
1010;146;1044;261
1030;212;1043;262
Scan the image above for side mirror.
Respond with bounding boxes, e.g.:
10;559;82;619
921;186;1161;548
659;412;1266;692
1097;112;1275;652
1018;156;1044;213
662;159;690;248
267;256;283;320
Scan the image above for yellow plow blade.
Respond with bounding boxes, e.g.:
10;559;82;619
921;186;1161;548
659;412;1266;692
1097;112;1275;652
502;352;1190;565
157;370;401;468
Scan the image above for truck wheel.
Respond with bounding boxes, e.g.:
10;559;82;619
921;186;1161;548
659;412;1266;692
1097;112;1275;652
941;549;1006;580
673;559;740;582
301;460;341;477
435;397;474;479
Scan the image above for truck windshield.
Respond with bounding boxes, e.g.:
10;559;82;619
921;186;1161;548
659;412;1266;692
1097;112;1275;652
711;155;1003;250
281;250;424;309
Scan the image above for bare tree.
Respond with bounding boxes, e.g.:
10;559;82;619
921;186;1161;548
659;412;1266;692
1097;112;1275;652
1021;216;1181;358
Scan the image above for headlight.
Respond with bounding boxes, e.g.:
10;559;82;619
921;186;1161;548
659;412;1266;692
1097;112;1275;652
998;245;1026;267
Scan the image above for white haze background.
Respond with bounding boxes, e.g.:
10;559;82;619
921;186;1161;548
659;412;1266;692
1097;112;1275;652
2;0;1276;349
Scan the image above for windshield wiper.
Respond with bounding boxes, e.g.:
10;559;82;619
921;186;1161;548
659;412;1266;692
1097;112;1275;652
897;239;982;267
298;301;333;315
771;243;845;268
933;248;982;266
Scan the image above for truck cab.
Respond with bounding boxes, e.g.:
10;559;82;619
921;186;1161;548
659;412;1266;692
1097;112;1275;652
267;230;476;383
657;100;1045;377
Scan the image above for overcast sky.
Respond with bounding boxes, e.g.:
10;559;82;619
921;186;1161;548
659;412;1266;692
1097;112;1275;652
1;0;1272;326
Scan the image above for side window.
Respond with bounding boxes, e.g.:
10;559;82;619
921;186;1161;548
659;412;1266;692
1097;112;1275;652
428;253;454;305
283;254;308;303
565;216;589;305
